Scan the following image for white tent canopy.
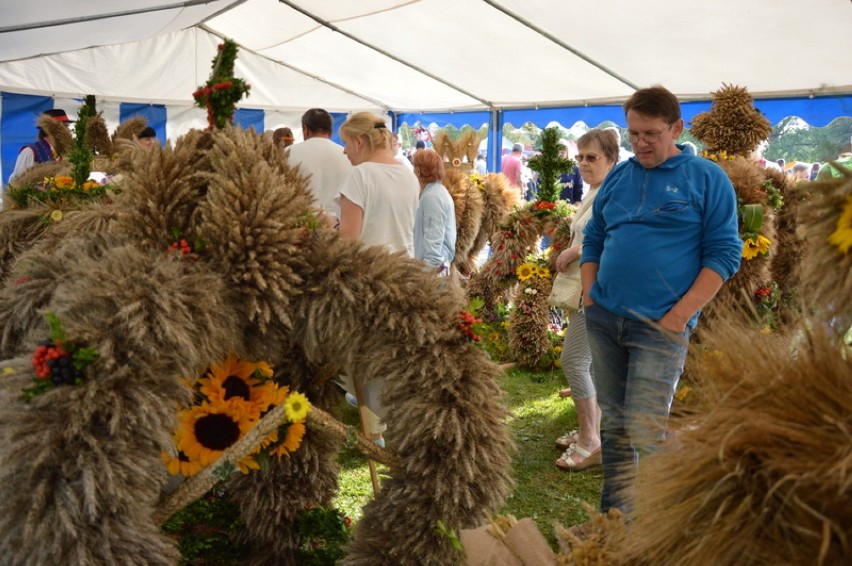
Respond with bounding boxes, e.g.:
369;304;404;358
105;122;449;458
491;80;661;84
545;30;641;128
2;0;851;113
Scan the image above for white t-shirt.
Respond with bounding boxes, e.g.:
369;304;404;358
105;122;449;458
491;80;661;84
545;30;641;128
338;162;419;257
286;137;352;219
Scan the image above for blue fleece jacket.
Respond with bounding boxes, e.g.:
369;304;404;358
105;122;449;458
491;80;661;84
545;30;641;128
581;148;741;329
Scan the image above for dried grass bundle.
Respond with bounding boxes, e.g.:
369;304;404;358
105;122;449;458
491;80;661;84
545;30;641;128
554;506;628;566
690;84;772;156
4;159;69;193
797;171;852;327
85;112;113;155
445;168;486;276
620;314;852;566
112;115;147;145
37;114;74;156
0;240;240;565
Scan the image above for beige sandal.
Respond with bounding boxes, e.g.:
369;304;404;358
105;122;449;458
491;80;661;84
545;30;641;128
555;443;601;472
555;429;579;450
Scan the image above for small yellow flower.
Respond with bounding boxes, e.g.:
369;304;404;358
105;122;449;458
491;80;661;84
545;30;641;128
742;235;770;260
536;266;551;279
554;346;562;353
2;367;15;375
828;195;852;254
49;209;63;222
284;391;311;422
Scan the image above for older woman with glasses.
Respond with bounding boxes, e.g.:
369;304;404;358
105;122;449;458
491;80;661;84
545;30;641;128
553;129;619;471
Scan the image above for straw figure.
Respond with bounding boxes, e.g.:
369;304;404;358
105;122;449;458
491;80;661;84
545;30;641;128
432;129;484;172
690;83;772;158
0;126;513;565
466;199;573;368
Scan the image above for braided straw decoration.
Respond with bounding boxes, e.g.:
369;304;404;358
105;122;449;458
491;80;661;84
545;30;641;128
154;404;400;525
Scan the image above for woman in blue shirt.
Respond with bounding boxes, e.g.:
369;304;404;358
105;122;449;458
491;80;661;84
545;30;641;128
412;149;457;276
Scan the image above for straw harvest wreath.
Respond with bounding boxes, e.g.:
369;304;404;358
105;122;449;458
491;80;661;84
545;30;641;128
0;126;513;565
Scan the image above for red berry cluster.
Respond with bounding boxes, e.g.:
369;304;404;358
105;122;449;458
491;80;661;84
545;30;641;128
168;239;192;257
754;287;772;301
32;339;70;382
457;310;483;342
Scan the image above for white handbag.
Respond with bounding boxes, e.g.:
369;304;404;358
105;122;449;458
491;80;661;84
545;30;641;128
547;261;582;311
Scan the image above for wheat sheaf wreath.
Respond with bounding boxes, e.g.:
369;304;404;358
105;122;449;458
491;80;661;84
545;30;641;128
0;127;512;566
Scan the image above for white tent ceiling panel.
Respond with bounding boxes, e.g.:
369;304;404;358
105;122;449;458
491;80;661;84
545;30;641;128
501;0;852;99
0;0;243;62
0;0;850;113
255;28;483;110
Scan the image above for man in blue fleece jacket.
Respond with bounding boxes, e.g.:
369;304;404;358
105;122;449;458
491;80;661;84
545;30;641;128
580;86;741;516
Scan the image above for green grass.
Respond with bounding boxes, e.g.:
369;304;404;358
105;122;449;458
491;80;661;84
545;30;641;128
333;366;602;546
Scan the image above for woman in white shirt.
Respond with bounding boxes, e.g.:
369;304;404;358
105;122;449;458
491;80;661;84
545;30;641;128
337;112;419;256
335;112;420;447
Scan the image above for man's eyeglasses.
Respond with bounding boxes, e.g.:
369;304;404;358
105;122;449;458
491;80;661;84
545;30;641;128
627;123;672;145
576;154;601;163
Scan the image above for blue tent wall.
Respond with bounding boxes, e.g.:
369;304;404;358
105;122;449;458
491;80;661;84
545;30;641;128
3;91;851;186
1;92;54;186
234;108;264;133
120;103;167;146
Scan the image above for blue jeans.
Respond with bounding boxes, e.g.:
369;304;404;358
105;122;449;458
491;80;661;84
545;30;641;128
584;303;689;515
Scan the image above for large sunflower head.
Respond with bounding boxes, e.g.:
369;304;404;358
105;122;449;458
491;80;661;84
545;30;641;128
199;357;285;417
176;400;254;466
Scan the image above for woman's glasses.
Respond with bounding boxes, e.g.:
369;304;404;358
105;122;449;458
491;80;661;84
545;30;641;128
576;154;601;163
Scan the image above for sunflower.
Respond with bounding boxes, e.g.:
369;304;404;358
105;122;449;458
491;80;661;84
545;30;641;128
271;421;307;459
176;400;255;466
536;266;551;279
162;449;204;477
199;357;286;418
828;195;852;254
515;263;536;281
284;391;311;422
742;235;771;260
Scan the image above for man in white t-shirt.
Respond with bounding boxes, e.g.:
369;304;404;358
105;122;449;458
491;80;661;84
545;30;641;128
286;108;352;221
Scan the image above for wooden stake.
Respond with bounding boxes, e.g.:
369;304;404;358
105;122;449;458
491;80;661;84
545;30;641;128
352;374;381;494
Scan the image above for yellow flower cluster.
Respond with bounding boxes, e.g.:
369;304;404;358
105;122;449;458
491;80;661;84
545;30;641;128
162;355;311;477
41;176;100;191
742;235;771;260
515;262;551;281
